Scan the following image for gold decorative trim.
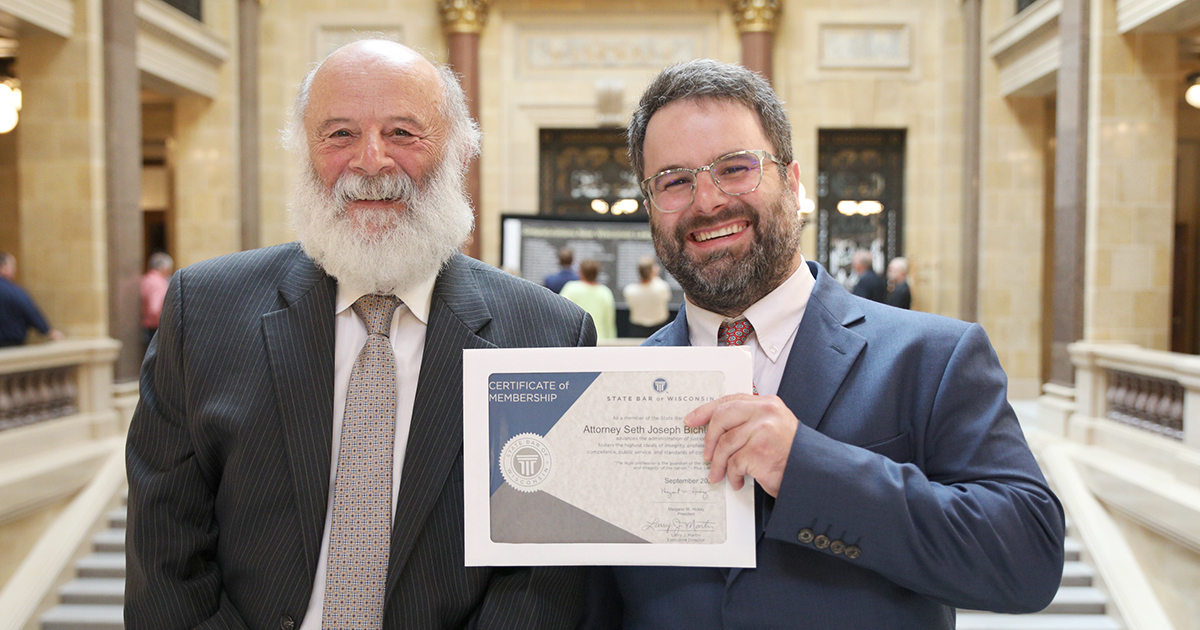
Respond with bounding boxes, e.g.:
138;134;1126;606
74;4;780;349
731;0;781;33
440;0;489;34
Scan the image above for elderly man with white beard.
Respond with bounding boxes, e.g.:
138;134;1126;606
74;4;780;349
125;40;596;630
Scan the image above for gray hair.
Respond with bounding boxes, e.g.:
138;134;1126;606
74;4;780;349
627;59;792;181
282;49;481;174
148;252;173;271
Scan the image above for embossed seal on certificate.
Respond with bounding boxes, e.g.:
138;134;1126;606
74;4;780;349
499;433;553;492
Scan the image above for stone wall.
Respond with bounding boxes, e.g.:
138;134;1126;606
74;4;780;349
1085;1;1176;350
16;1;107;339
979;0;1052;397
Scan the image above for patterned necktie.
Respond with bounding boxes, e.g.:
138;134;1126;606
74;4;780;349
718;318;758;395
718;318;754;347
323;294;401;630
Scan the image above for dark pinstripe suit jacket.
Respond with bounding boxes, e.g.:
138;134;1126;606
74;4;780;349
126;243;596;630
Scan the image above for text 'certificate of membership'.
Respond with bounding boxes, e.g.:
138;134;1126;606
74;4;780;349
463;346;755;568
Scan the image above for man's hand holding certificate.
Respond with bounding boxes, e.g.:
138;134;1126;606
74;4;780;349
463;347;756;567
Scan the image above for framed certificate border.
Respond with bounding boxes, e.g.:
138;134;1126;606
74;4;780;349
463;346;756;567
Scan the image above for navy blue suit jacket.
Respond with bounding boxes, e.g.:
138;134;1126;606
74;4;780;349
584;261;1064;630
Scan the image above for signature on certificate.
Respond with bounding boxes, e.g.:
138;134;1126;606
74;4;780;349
642;518;718;533
660;486;713;501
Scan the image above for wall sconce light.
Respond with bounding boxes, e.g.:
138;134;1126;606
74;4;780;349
611;199;640;215
1187;73;1200;109
836;200;884;216
591;199;610;214
0;77;20;134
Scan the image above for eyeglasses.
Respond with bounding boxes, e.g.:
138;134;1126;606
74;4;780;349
641;150;780;214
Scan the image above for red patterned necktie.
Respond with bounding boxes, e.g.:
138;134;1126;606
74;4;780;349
323;294;401;630
718;318;758;395
718;318;754;347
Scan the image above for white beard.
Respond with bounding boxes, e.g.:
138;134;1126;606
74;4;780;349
290;159;474;295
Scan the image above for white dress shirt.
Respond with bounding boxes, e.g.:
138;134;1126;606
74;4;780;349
684;258;815;397
298;275;437;630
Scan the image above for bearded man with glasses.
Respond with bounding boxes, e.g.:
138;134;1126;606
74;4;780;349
581;59;1064;630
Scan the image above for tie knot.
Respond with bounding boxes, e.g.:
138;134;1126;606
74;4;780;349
352;294;401;336
718;318;754;346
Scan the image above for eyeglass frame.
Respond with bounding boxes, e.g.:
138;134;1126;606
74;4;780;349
639;149;782;214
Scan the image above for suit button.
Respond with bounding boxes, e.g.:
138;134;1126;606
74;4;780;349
280;615;295;630
814;535;830;549
830;540;846;554
845;545;861;560
797;528;814;544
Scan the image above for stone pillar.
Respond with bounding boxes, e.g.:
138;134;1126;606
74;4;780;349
960;0;981;323
440;0;488;260
239;0;261;251
104;0;144;381
1049;0;1089;386
731;0;780;83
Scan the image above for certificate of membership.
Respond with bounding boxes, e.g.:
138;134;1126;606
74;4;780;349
463;346;756;568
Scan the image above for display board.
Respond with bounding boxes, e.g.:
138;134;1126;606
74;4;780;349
500;215;684;309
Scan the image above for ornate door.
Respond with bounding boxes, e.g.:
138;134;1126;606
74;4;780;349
816;129;906;288
539;128;645;218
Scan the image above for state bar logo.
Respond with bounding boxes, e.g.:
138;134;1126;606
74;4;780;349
653;378;669;393
499;433;553;492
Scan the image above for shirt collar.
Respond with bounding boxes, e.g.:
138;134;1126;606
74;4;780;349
685;256;815;363
335;274;438;324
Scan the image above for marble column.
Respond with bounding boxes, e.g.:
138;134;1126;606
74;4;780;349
1050;0;1089;386
731;0;780;83
104;0;144;381
960;0;982;323
239;0;262;251
440;0;488;260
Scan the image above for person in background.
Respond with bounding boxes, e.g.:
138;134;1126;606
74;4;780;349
543;247;579;294
622;256;671;337
850;248;887;303
886;256;911;310
140;251;174;344
0;252;64;347
561;260;616;340
581;58;1063;630
125;40;593;630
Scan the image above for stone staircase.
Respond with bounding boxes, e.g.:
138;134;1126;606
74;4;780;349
35;505;1123;630
957;535;1124;630
39;505;125;630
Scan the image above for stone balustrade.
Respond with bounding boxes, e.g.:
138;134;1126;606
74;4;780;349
1069;341;1200;449
0;339;121;434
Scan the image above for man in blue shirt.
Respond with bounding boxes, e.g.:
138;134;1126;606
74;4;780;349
543;247;579;294
0;252;63;347
850;248;887;303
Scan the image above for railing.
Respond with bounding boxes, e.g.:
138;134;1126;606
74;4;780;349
0;339;121;433
1105;370;1184;440
0;367;78;431
1070;341;1200;449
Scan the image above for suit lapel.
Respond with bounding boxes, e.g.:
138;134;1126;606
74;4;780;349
385;255;496;598
261;251;337;576
775;262;867;433
643;307;689;347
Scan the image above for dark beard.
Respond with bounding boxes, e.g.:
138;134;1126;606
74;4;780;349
652;192;801;317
